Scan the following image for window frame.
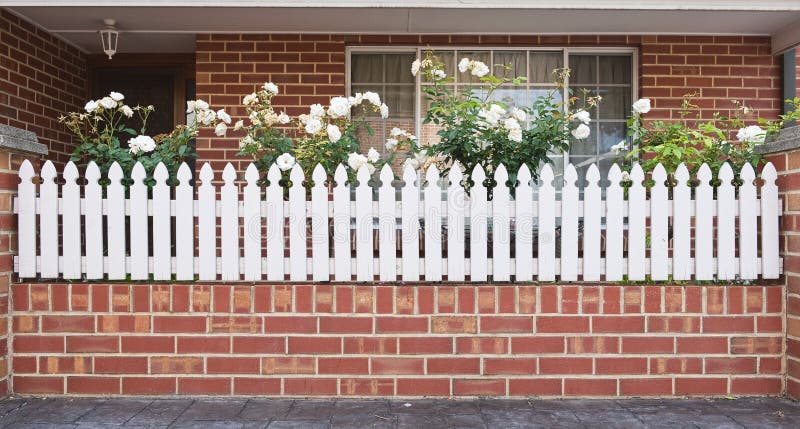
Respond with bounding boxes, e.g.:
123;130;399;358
346;45;639;175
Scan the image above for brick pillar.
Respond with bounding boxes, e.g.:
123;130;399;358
756;125;800;398
0;124;46;396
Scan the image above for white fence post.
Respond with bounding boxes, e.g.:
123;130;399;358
401;164;420;281
311;164;330;282
198;163;217;281
175;163;194;281
61;162;81;279
243;163;262;281
447;164;465;281
129;162;149;280
152;163;172;280
38;160;58;278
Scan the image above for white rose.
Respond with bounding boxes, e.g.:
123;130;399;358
198;109;216;126
278;112;291;124
120;105;133;118
380;103;389;119
503;117;521;131
99;97;116;109
405;157;420;170
185;100;196;113
633;98;651;114
385;138;399;151
736;125;766;143
328;96;351;118
512;108;527;122
84;100;98;113
216;109;231;124
249;111;261;126
243;93;258;106
276;153;296;171
194;99;209;110
433;69;446;80
305;117;323;135
458;58;471;73
411;59;421;77
234;120;245;131
470;61;490;77
367;147;380;163
363;91;381;106
109;92;124;101
347;152;368;171
508;127;523;143
129;135;156;153
309;103;325;118
390;127;405;137
573;109;591;124
214;122;228;137
367;164;376;174
326;124;342;143
611;140;628;154
263;82;279;95
571;123;591;140
239;135;255;149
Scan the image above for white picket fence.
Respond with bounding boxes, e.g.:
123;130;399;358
14;158;781;282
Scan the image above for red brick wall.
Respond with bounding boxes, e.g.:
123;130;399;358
0;10;87;165
10;283;783;397
196;34;781;171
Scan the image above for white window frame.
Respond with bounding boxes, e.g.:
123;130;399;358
346;46;639;174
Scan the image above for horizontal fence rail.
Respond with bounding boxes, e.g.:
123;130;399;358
14;159;781;282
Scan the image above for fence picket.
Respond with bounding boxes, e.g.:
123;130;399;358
16;160;36;278
583;164;601;281
695;164;714;280
84;162;103;279
175;163;194;280
106;162;126;280
492;164;511;281
266;164;284;281
38;161;58;278
198;163;217;280
650;164;668;281
672;164;691;280
61;162;81;279
333;165;351;281
761;162;780;279
628;164;646;281
739;163;758;279
470;165;488;282
447;164;465;281
289;164;307;281
515;165;533;281
152;163;172;280
538;164;555;281
560;163;578;281
243;164;262;280
717;163;736;280
401;164;420;281
129;163;149;280
355;165;373;281
424;165;443;281
379;165;396;281
605;165;624;281
311;164;330;282
220;163;239;280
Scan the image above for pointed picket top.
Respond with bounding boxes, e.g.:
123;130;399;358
652;163;667;186
334;163;348;187
222;162;237;183
379;163;393;187
517;163;532;187
425;163;440;187
266;163;281;186
402;163;417;187
539;163;554;186
63;161;79;183
199;162;214;184
289;163;304;184
108;161;124;183
740;162;756;183
356;164;371;186
563;163;577;187
131;162;146;182
719;162;734;184
607;163;622;185
40;160;56;181
472;163;486;186
762;161;777;183
18;159;34;181
674;163;689;185
493;163;508;187
586;163;600;185
177;162;192;185
697;163;712;184
85;161;101;182
630;163;644;185
311;163;327;188
245;163;259;183
448;162;463;187
153;162;169;183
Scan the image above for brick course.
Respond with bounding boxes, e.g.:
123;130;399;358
10;283;784;397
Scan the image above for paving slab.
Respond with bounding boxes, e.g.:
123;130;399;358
0;396;798;428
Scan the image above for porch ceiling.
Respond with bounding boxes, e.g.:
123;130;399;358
5;2;800;54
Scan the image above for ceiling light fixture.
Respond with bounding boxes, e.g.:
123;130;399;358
99;19;119;59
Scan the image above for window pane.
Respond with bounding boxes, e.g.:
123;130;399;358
529;52;563;84
490;87;526;109
569;55;596;85
457;51;490;84
569;123;600;156
386;53;416;84
599;55;632;84
599;123;627;153
493;51;526;79
351;54;382;83
384;85;415;117
597;87;631;120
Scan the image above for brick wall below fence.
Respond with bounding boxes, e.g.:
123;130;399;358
9;283;784;398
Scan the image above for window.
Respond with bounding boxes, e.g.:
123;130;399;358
348;48;636;177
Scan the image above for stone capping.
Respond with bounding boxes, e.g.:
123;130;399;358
0;124;47;155
755;125;800;154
